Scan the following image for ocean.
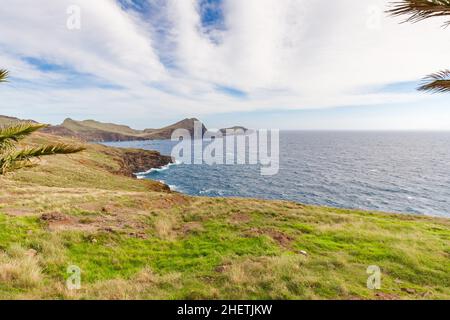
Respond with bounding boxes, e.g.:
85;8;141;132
105;131;450;217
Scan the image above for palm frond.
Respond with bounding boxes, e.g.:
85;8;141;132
0;67;85;174
0;122;48;151
0;144;85;174
13;144;86;158
0;69;8;83
0;157;33;174
388;0;450;25
418;69;450;93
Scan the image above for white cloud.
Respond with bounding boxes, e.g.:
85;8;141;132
164;0;450;94
0;0;449;128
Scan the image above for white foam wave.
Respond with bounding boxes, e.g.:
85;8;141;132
134;160;181;177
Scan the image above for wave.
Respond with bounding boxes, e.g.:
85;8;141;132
199;189;226;196
134;160;181;177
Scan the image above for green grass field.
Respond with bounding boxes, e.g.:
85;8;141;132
0;133;448;300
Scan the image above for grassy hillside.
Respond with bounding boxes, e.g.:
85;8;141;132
0;133;449;300
0;115;36;126
61;118;142;136
42;117;208;142
0;115;17;126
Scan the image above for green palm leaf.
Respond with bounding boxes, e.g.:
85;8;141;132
1;144;85;174
0;69;85;174
14;144;86;158
0;122;49;150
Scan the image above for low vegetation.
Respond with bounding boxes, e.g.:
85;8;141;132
0;132;448;300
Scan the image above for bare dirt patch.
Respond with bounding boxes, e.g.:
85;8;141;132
215;262;232;273
41;212;71;222
75;203;133;216
229;213;252;224
150;194;190;210
40;212;77;231
39;207;153;236
245;228;294;248
126;231;148;239
181;222;204;235
76;203;105;213
374;292;401;300
1;207;36;217
40;212;99;232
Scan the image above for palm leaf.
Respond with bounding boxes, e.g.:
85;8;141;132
13;144;86;158
388;0;450;25
0;122;48;151
418;69;450;93
0;68;85;174
0;69;8;83
388;1;450;94
1;144;85;174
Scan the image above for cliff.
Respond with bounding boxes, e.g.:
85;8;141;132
107;148;173;178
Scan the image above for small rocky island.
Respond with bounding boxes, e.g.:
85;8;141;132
219;126;251;135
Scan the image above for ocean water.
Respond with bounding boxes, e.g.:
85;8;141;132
105;131;450;217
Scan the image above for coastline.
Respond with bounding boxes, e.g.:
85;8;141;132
135;160;181;178
114;148;173;179
0;132;449;299
107;136;450;219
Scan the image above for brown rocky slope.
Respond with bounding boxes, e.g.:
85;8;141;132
41;117;207;142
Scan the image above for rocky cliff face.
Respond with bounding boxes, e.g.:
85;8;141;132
143;118;207;140
114;149;173;178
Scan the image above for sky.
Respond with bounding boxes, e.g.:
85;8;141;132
1;0;450;130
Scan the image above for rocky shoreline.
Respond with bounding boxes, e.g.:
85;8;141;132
112;148;173;178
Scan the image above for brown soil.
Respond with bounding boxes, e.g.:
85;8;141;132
229;213;252;224
245;228;294;248
40;212;80;231
374;292;401;300
181;222;204;235
215;263;232;273
1;207;36;216
151;194;190;209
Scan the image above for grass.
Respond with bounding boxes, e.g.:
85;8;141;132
61;118;143;136
0;133;449;300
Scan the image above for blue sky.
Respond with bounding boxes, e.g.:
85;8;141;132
1;0;450;130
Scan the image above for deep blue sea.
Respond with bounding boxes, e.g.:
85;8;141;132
105;131;450;217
